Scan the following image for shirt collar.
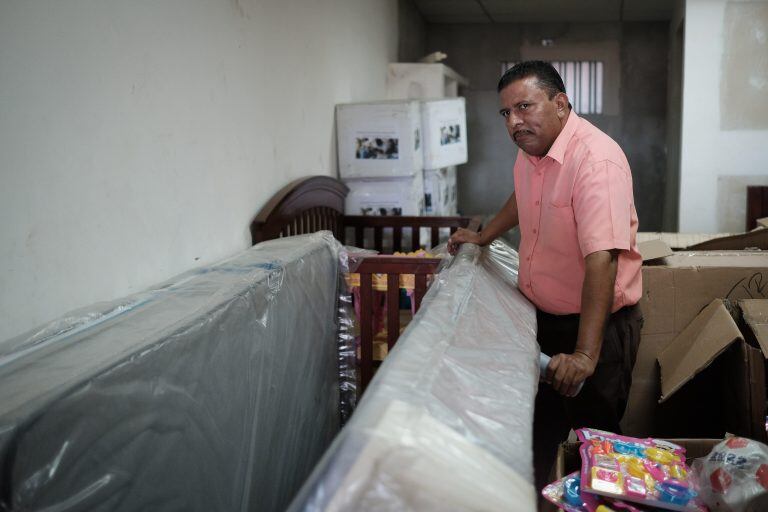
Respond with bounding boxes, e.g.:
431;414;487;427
525;110;579;166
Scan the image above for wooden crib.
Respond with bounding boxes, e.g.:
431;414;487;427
250;176;480;392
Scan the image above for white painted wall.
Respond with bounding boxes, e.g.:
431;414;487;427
0;0;397;342
679;0;768;232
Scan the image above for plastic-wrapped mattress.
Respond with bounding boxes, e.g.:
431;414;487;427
0;232;344;512
289;240;540;511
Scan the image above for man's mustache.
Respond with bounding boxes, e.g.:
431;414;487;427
513;129;533;139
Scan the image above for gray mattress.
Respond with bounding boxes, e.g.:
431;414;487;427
289;239;540;511
0;232;343;512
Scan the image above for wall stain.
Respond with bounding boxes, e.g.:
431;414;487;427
721;2;768;130
231;0;250;20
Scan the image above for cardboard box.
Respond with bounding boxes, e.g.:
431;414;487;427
686;228;768;251
423;167;458;215
637;232;736;249
337;100;423;179
421;98;468;169
423;168;449;215
344;174;425;216
385;62;468;100
444;166;458;215
637;239;674;261
655;299;767;441
636;229;768;251
622;251;768;436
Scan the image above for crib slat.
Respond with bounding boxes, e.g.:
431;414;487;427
322;207;330;232
307;211;315;232
393;226;402;252
431;226;439;248
360;273;374;393
374;226;383;252
386;274;400;351
355;226;364;248
414;274;427;312
411;227;421;252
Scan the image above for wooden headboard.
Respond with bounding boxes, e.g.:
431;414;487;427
251;175;480;252
250;176;348;244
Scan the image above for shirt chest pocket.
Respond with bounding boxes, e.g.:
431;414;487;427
543;169;574;207
540;204;578;255
546;186;572;208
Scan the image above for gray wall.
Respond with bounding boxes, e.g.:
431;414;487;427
0;0;398;342
427;22;670;232
398;0;427;61
663;0;685;231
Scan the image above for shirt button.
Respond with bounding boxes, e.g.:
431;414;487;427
526;284;531;288
526;256;530;261
532;228;537;234
535;200;540;206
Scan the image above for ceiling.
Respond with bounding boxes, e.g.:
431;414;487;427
412;0;674;24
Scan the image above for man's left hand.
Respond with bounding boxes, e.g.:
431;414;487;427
545;352;597;397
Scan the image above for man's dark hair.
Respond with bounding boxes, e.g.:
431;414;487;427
497;60;567;99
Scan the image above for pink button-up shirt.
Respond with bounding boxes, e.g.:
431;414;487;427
514;112;642;315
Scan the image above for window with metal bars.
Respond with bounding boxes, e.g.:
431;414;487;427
500;61;604;115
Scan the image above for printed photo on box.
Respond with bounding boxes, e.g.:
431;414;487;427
359;207;403;216
440;124;461;146
355;137;399;160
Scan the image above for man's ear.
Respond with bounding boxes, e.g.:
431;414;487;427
555;92;569;117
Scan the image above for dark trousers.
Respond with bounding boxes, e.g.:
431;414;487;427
533;304;643;493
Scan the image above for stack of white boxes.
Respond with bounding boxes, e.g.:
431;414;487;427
336;98;467;218
386;62;469;217
337;100;425;216
421;98;466;216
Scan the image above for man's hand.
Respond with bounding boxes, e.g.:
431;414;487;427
545;351;596;397
447;228;482;255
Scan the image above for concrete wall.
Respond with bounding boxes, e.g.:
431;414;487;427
398;0;427;61
426;22;670;232
0;0;398;342
678;0;768;233
663;0;686;231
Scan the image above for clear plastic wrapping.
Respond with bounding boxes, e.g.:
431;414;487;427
289;239;540;511
0;232;346;512
336;245;377;423
692;437;768;511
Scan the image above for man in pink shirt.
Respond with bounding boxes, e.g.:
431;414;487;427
448;61;643;490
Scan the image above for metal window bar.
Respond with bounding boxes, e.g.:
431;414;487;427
500;60;603;115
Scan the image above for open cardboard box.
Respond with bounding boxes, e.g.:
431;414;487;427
622;251;768;436
655;299;767;442
637;228;768;252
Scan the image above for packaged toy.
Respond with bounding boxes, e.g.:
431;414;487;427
574;428;707;511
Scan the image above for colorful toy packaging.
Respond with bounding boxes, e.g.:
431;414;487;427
543;428;709;512
691;436;768;511
543;471;661;511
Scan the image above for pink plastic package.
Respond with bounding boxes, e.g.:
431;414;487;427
691;436;768;511
575;428;708;512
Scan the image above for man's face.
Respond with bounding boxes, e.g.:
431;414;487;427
499;76;568;157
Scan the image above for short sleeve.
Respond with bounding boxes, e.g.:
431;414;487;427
573;160;632;257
